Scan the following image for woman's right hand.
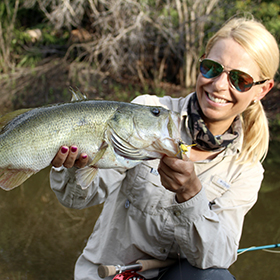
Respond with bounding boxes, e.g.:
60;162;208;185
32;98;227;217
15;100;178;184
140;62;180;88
51;146;89;169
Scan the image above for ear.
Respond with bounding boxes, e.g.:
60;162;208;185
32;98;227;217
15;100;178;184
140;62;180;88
255;79;274;101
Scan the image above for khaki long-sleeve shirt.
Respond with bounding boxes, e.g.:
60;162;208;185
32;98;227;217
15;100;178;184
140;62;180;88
50;93;264;280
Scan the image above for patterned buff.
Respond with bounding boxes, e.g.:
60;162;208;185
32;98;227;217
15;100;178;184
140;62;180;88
187;93;242;151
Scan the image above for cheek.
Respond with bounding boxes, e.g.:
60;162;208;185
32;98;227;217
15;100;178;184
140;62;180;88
196;73;216;91
231;94;254;114
234;89;257;107
195;74;206;94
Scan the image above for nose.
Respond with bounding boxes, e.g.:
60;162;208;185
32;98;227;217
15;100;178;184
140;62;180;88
212;71;229;91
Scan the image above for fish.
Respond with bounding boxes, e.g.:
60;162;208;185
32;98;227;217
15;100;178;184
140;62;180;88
0;89;182;191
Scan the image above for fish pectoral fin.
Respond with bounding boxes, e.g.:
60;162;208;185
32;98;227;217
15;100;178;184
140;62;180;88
76;141;108;189
90;141;108;166
111;132;153;160
0;168;36;191
75;166;98;189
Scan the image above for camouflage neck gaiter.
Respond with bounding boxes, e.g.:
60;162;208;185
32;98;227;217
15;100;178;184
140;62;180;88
187;93;242;151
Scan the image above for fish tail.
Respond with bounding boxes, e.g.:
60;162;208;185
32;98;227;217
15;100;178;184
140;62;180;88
0;168;36;191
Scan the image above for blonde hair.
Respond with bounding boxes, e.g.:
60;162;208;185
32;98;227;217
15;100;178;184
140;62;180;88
205;16;279;164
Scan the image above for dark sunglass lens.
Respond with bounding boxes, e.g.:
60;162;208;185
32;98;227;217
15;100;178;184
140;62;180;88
200;60;223;79
230;70;254;92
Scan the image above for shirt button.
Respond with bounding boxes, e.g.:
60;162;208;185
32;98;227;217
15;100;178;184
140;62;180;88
150;168;159;176
125;199;130;209
160;248;166;254
174;210;181;217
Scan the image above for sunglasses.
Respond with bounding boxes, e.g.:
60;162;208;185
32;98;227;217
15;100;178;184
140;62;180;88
199;58;268;92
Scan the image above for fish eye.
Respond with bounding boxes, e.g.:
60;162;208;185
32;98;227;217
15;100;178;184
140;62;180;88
151;107;160;116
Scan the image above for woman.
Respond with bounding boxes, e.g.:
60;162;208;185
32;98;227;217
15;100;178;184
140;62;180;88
50;17;279;280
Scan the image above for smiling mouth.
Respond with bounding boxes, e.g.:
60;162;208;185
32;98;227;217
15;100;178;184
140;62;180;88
207;92;228;104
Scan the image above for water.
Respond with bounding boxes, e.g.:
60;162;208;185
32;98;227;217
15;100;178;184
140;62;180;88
230;140;280;279
0;168;102;280
0;142;280;279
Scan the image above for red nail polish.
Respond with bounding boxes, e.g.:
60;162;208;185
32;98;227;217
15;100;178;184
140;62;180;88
61;147;68;154
71;146;77;153
82;154;87;159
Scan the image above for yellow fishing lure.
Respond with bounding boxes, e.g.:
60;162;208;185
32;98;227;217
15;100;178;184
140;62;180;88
176;141;196;158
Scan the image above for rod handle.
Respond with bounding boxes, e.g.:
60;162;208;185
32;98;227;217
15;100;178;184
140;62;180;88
98;265;117;278
136;259;176;272
98;259;176;278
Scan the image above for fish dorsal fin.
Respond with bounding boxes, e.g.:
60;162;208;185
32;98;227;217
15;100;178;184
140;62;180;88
69;87;87;101
0;108;32;130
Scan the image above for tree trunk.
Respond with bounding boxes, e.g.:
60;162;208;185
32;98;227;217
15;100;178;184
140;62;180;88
176;0;219;88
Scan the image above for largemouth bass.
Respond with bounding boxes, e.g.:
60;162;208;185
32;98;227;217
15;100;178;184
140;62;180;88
0;91;182;191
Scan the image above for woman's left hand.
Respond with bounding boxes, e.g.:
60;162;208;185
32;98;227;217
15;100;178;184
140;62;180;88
158;154;202;203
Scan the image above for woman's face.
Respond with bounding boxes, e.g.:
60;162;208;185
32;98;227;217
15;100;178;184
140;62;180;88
196;38;271;135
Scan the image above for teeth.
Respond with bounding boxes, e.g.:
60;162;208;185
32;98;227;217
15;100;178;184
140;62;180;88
208;93;227;104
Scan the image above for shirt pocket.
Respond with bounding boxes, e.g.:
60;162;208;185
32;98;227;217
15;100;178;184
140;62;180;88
125;160;165;214
132;160;162;188
204;175;231;202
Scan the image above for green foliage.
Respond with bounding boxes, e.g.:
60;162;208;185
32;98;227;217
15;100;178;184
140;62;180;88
228;0;280;42
1;0;280;102
202;0;280;84
0;0;69;71
161;6;180;27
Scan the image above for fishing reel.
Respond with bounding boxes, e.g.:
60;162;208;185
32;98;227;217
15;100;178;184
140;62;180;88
112;271;146;280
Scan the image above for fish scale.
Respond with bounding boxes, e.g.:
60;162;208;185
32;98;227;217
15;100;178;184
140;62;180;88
1;102;114;168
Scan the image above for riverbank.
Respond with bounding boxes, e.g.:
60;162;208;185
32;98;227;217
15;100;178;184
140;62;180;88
0;59;279;136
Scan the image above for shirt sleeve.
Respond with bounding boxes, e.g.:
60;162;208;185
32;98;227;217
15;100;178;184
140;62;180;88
49;166;127;209
165;162;263;269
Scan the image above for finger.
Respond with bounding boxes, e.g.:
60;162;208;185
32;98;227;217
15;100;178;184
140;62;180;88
63;146;79;168
51;146;69;168
158;158;172;178
159;156;193;188
158;158;174;186
75;153;89;169
158;166;182;191
160;177;174;192
161;156;186;173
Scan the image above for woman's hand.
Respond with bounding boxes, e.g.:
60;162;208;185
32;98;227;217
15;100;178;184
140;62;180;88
51;146;89;169
158;154;202;203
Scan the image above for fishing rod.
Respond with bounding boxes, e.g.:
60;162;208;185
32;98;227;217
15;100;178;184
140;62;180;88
98;259;176;279
98;244;280;279
237;243;280;254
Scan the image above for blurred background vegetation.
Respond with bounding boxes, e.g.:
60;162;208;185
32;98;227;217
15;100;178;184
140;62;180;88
0;0;280;113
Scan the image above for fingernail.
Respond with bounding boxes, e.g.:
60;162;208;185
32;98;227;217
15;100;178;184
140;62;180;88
61;147;68;154
82;154;87;159
71;146;77;153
